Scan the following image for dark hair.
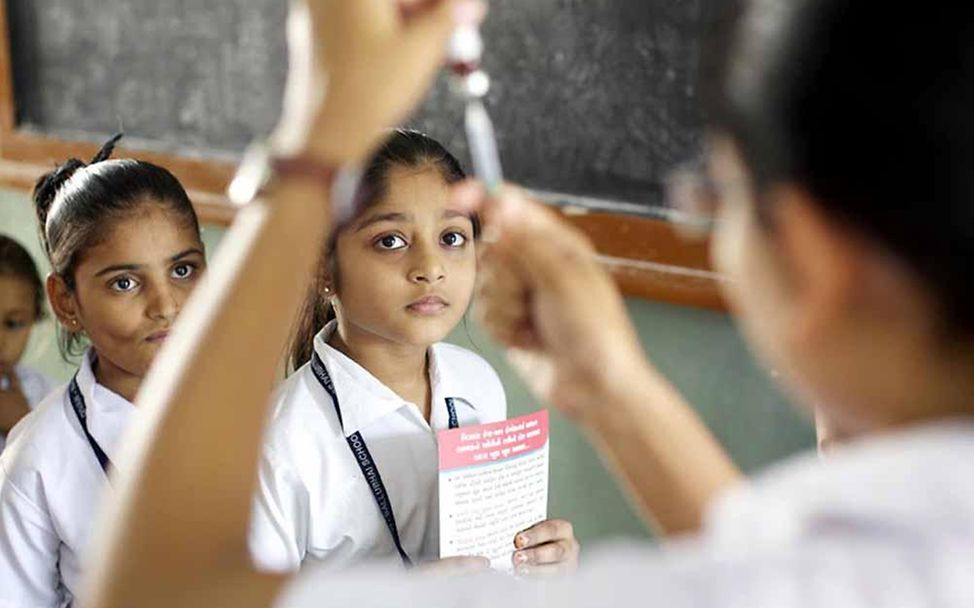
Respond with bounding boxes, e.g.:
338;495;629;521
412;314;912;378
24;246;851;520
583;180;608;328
288;129;477;368
706;1;974;336
0;235;45;320
33;133;201;358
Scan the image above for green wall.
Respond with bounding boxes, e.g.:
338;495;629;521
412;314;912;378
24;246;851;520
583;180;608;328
1;187;814;545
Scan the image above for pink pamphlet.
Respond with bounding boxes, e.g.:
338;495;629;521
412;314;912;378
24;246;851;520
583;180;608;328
438;409;550;571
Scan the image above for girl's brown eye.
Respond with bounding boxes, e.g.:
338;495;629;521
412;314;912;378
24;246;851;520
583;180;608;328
172;264;195;279
110;276;138;292
441;232;467;248
376;235;407;250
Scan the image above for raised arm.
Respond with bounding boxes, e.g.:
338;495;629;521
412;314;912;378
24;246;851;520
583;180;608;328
82;2;467;607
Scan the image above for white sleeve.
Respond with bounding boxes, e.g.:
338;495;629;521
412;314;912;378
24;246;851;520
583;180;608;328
247;449;310;573
0;461;63;608
275;538;938;608
17;368;56;409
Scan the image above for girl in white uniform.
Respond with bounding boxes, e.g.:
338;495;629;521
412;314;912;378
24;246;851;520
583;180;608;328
249;129;579;573
0;235;54;452
79;1;974;608
0;136;207;608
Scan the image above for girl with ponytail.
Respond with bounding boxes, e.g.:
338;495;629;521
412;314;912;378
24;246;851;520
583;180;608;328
0;135;207;607
248;129;579;575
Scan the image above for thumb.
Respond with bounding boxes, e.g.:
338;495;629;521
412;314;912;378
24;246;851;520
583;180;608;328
487;186;596;294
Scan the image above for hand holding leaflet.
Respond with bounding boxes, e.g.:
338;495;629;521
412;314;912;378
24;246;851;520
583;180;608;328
438;410;550;571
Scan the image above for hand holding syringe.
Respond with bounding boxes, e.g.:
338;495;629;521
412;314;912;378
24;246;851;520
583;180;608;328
447;3;504;197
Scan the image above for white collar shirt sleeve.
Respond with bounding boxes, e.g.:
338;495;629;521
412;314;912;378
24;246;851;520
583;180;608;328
0;351;135;608
249;324;508;573
0;366;55;454
15;365;55;409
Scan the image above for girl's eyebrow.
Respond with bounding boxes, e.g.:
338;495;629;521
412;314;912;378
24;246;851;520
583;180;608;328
95;263;141;277
442;209;471;221
94;248;205;277
170;248;205;262
354;212;411;232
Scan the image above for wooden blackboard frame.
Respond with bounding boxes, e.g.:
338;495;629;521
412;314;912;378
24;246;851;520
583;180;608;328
0;2;724;310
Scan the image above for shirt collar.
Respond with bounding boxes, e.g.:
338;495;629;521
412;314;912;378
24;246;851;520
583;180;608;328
72;349;137;462
312;322;413;437
310;323;482;436
428;343;480;412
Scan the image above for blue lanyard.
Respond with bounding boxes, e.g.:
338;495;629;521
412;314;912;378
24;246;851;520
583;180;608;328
68;374;113;477
310;352;458;568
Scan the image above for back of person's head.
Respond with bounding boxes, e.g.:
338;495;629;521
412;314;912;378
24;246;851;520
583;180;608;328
288;128;476;369
33;134;201;358
708;0;974;337
0;235;45;322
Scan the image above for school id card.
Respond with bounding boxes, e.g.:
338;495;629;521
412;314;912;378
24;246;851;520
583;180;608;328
437;409;550;571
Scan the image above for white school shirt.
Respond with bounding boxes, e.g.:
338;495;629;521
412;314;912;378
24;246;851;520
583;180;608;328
0;365;55;453
279;421;974;607
0;350;134;608
248;322;507;572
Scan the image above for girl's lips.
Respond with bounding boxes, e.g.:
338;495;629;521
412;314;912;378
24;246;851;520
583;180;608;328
146;330;171;343
406;295;449;315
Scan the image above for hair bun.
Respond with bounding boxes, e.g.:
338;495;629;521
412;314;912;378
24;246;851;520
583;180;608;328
90;132;124;165
33;158;85;234
32;133;125;251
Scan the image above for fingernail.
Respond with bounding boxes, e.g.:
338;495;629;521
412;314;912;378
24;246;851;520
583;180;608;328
514;551;528;565
515;533;529;548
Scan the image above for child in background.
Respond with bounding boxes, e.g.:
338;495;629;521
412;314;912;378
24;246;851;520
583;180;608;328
0;136;207;607
249;129;579;574
0;235;54;452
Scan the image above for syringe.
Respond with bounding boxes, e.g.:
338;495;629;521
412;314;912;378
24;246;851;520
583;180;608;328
448;16;504;196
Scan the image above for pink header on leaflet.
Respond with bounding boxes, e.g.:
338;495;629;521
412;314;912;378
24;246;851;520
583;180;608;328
438;409;549;471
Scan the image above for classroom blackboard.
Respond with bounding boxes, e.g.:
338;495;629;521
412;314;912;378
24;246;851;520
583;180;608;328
7;0;731;215
7;0;289;160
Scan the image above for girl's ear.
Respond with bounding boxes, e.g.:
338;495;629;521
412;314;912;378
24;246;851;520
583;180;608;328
46;273;82;333
321;270;335;296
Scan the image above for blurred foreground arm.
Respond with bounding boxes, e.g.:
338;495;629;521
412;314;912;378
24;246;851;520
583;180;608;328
83;2;467;608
